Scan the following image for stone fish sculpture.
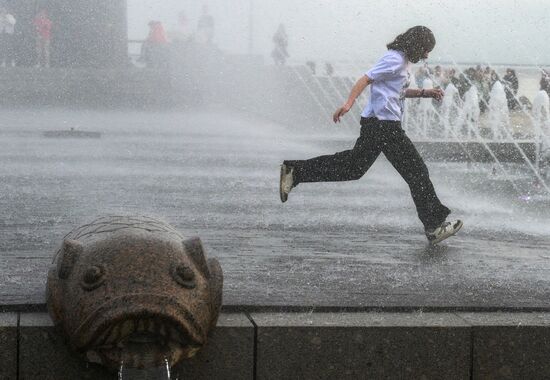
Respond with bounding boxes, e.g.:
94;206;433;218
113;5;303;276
46;215;223;370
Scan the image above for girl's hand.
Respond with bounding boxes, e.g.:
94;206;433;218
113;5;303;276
426;88;444;101
333;104;351;123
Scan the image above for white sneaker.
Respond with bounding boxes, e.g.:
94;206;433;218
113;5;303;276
279;164;295;203
425;220;463;245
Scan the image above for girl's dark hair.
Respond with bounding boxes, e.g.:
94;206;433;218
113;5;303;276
387;26;435;63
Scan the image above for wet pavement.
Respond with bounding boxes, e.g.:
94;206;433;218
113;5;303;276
1;107;550;310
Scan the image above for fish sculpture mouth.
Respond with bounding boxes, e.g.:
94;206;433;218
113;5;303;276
72;295;207;370
84;314;202;369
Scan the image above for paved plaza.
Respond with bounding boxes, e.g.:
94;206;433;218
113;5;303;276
1;108;549;310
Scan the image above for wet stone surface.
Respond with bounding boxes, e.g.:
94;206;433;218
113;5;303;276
1;108;549;310
459;312;550;378
0;313;17;380
173;313;254;379
252;312;470;379
19;313;111;380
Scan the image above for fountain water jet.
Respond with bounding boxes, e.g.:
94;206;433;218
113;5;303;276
461;86;481;140
418;78;436;138
532;90;550;139
118;358;173;379
487;81;510;141
440;83;462;139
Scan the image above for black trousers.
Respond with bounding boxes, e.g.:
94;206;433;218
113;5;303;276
284;117;450;230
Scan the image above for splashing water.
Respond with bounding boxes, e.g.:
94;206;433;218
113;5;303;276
462;86;480;139
118;358;175;380
488;81;510;140
440;83;462;139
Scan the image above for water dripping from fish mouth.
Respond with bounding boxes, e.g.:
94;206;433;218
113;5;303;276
86;315;199;371
118;358;176;380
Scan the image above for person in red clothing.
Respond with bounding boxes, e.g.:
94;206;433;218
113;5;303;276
33;9;52;68
148;21;168;44
140;21;169;68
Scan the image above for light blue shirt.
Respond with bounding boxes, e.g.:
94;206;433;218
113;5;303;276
361;50;410;122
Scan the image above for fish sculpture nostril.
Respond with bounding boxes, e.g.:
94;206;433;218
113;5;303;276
81;265;105;291
171;264;196;289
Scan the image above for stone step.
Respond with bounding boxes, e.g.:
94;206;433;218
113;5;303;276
4;311;550;379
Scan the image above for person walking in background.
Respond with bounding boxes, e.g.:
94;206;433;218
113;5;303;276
306;60;316;75
540;69;550;97
0;7;16;67
502;68;519;110
414;66;428;88
140;21;169;68
432;65;449;89
169;11;192;46
451;69;471;99
488;68;499;90
271;24;289;66
473;65;489;113
325;62;334;76
33;9;52;68
196;4;215;45
279;25;462;245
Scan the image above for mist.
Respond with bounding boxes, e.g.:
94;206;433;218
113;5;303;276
128;0;550;65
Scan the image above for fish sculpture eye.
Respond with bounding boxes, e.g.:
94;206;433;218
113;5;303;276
81;265;105;291
171;264;196;289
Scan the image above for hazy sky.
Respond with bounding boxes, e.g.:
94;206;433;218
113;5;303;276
128;0;550;66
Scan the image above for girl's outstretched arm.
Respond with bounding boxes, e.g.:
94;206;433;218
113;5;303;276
333;75;372;123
